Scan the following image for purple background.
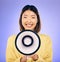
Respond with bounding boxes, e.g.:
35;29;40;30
0;0;60;62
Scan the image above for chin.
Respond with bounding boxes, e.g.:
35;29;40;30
25;28;33;30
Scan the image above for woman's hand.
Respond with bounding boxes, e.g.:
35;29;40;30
20;56;27;62
30;54;39;61
20;54;39;62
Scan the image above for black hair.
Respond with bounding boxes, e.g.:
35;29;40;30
19;5;41;33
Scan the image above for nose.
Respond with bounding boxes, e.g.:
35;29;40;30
27;18;32;23
28;20;31;23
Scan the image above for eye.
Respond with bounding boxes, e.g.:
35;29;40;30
32;17;35;19
24;16;27;18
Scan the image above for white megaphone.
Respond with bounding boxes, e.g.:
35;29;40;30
15;30;41;55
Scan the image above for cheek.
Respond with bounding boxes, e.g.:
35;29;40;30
34;23;37;27
33;20;37;25
22;19;25;25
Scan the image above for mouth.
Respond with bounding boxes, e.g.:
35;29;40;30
25;23;33;28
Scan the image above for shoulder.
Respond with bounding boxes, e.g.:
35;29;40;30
9;34;16;38
38;33;52;44
7;35;16;44
8;35;16;40
38;32;50;38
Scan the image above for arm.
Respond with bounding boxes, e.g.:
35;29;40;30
36;36;53;62
6;35;22;62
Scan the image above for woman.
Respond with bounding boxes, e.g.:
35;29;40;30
6;5;52;62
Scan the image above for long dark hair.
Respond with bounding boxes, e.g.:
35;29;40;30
19;5;41;33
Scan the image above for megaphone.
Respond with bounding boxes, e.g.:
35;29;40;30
15;30;41;55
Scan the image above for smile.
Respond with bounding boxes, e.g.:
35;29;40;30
25;24;33;28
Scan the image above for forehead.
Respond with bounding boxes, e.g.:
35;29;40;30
22;10;37;16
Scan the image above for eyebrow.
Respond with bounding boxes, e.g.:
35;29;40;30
31;15;35;16
23;14;36;16
23;15;27;16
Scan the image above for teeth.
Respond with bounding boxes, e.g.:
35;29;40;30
26;24;33;27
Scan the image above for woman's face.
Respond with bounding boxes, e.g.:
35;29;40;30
22;10;37;30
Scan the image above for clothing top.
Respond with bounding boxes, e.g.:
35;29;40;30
6;33;52;62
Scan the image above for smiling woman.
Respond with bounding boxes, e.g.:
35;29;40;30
6;5;52;62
